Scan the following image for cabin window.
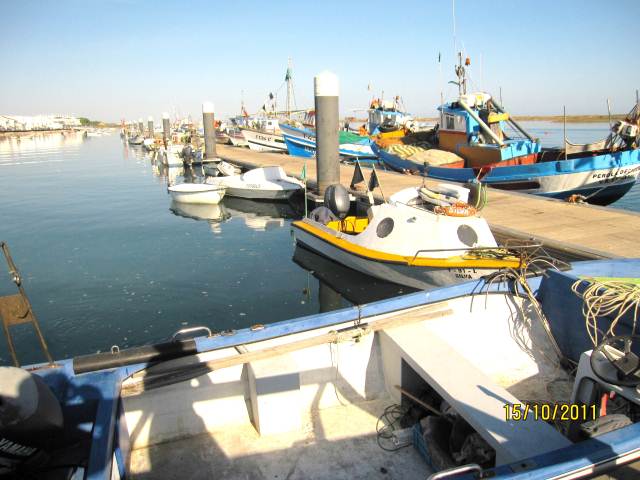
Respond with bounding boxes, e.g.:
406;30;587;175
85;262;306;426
445;114;455;130
457;225;478;247
376;218;394;238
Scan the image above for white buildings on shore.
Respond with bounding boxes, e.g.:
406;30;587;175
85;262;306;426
0;114;82;132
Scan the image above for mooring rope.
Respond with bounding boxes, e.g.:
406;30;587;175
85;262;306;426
571;278;640;347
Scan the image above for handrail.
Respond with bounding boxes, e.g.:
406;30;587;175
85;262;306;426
171;326;212;341
410;243;542;263
427;463;482;480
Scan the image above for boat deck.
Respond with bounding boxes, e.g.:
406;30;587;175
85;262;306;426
217;144;640;259
129;397;429;480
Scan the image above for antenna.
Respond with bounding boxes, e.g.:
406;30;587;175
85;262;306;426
452;0;457;55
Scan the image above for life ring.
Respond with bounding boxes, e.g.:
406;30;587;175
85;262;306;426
434;201;477;217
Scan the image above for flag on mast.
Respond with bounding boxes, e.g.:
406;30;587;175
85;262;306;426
350;161;365;190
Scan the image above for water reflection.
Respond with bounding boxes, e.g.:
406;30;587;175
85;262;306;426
0;131;86;163
292;245;417;307
169;200;230;234
223;196;301;231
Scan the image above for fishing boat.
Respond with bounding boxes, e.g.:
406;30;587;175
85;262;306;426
3;237;640;479
240;119;288;153
206;165;303;200
226;126;248;147
240;60;308;153
203;160;242;177
292;183;522;289
376;55;640;205
127;134;144;145
281;123;377;160
157;143;185;167
168;183;226;204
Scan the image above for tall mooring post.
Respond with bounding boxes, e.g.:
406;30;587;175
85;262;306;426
147;116;154;138
314;71;340;196
202;101;217;161
162;112;171;147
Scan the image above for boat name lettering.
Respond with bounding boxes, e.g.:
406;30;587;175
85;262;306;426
591;166;640;184
256;135;272;142
448;268;477;279
0;438;37;457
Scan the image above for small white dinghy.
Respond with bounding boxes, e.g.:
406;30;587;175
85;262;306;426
168;183;226;204
207;165;303;200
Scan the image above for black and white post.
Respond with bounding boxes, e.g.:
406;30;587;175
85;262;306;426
314;71;340;196
202;101;217;161
147;116;154;138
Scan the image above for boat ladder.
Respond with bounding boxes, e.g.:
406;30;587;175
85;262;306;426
0;242;53;367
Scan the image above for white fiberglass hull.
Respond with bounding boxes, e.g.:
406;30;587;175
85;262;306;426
293;226;494;289
241;128;287;153
168;184;226;204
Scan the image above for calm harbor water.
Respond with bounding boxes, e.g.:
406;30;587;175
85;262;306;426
0;123;638;365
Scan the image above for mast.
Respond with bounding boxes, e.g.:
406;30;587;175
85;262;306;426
285;58;294;120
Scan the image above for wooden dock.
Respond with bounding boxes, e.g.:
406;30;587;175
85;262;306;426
217;145;640;259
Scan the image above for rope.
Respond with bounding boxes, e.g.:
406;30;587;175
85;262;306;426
571;278;640;347
478;247;572;368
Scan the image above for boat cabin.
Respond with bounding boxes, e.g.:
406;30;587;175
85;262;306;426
438;92;541;168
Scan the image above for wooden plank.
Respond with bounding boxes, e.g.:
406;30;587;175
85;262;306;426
121;304;453;396
217;144;640;258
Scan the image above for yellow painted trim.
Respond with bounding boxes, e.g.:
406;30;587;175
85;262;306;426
326;216;369;234
488;112;509;123
293;220;522;269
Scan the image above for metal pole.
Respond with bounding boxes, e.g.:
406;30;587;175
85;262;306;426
202;101;217;161
607;98;612;129
162;112;170;147
563;106;568;161
314;71;340;197
459;100;504;146
490;99;534;142
147;116;154;138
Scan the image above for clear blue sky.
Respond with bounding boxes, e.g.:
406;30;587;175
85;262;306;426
2;0;638;122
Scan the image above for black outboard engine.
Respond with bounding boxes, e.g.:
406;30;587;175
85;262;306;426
323;184;350;220
0;367;63;477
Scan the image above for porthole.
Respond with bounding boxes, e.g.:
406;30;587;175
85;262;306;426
457;224;478;247
376;218;394;238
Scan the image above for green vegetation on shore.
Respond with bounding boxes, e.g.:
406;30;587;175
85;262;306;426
79;117;119;128
512;114;626;123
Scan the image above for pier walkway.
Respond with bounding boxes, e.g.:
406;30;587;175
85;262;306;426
217;145;640;259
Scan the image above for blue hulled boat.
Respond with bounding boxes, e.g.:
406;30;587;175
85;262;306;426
376;56;640;205
3;256;640;479
281;123;377;160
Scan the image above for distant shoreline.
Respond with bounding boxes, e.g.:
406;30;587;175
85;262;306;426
411;114;625;124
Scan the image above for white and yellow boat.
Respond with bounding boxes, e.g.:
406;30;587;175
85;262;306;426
292;185;522;289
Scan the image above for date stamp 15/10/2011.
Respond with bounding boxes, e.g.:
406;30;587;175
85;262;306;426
504;403;598;422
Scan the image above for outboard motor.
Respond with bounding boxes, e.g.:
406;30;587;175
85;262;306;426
0;367;63;477
323;184;350;220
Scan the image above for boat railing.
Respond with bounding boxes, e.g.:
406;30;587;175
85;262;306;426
409;243;543;263
171;326;213;341
427;464;483;480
